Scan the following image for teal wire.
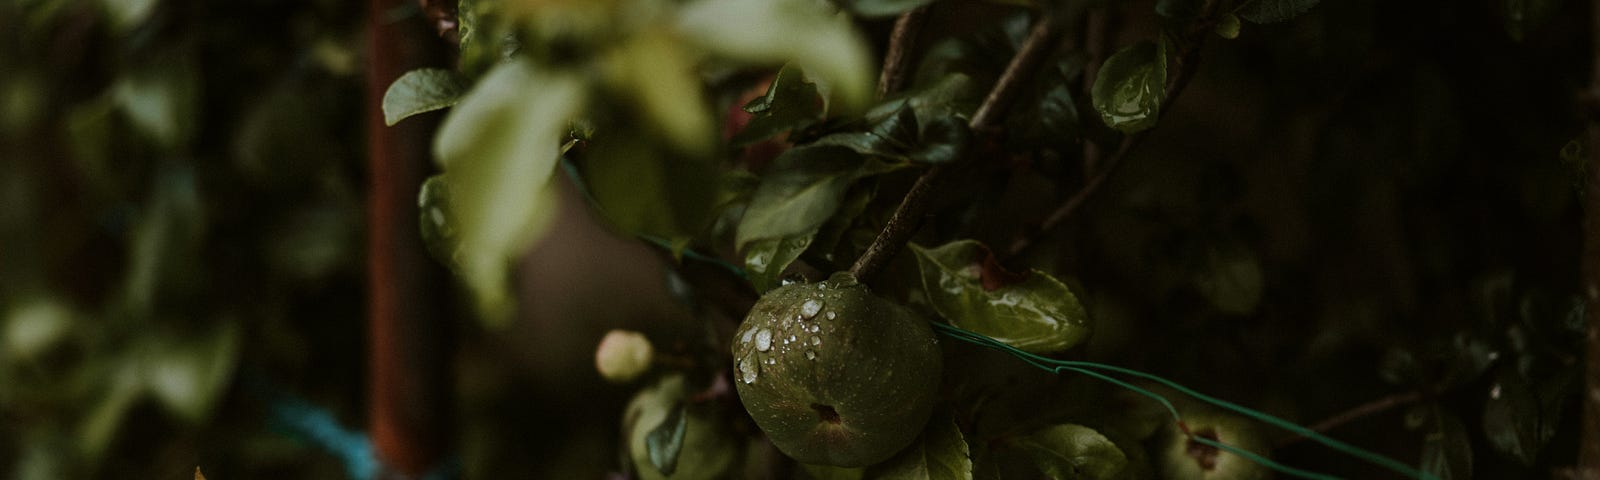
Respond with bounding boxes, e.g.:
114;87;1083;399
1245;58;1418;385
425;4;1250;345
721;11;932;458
929;322;1434;480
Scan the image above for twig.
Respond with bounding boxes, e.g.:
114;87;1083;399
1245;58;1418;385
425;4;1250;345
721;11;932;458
877;6;932;100
1006;40;1206;258
1578;0;1600;473
1079;8;1111;176
849;13;1066;280
1274;390;1426;449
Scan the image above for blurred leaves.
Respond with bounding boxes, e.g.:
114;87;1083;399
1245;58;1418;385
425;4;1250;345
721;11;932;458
382;68;465;126
1091;41;1165;134
910;240;1090;354
625;375;740;480
1480;368;1541;465
837;0;937;18
113;50;200;150
1190;240;1263;315
432;59;583;325
678;0;874;112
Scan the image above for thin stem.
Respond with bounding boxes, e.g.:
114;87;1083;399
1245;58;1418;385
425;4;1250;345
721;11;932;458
849;13;1066;280
877;6;932;100
1275;390;1426;449
1006;42;1204;258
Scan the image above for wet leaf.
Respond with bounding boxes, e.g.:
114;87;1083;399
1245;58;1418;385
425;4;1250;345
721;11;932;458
838;0;937;18
1090;42;1166;134
1236;0;1322;24
867;414;973;480
1009;424;1127;480
911;240;1091;354
432;59;583;325
1420;409;1473;480
745;230;817;292
382;68;465;126
736;145;866;248
734;65;825;146
646;403;689;475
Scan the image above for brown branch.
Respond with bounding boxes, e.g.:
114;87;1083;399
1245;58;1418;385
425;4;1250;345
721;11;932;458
367;0;453;476
848;13;1066;280
1579;0;1600;474
1274;390;1427;449
877;6;932;100
1006;40;1205;258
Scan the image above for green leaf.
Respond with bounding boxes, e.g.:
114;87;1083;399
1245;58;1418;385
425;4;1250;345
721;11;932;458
1236;0;1322;24
433;59;585;325
1421;409;1473;480
909;115;970;164
735;145;866;248
1480;369;1542;465
646;403;689;475
745;230;816;292
838;0;937;18
678;0;874;112
733;65;825;147
1009;424;1127;480
1091;42;1166;134
583;133;718;243
1214;13;1242;39
867;413;973;480
910;240;1091;354
383;68;466;126
1191;241;1263;315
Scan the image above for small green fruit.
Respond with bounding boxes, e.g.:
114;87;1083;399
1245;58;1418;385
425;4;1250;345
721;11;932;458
731;272;942;467
1158;411;1269;480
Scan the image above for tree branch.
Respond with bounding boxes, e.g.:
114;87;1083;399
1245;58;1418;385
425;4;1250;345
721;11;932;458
1578;0;1600;474
877;6;932;100
1274;390;1427;449
848;13;1065;280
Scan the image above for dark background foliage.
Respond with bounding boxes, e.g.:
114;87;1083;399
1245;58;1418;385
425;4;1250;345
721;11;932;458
0;0;1592;478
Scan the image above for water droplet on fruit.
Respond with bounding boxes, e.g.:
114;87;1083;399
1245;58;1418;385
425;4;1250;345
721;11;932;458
739;356;759;384
740;328;755;346
810;336;821;346
826;311;836;320
799;299;823;319
805;350;816;360
755;329;772;352
767;358;775;365
788;334;796;343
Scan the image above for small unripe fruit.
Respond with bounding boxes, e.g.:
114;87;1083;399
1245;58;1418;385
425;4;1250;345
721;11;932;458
1158;411;1270;480
597;329;655;384
731;272;942;467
